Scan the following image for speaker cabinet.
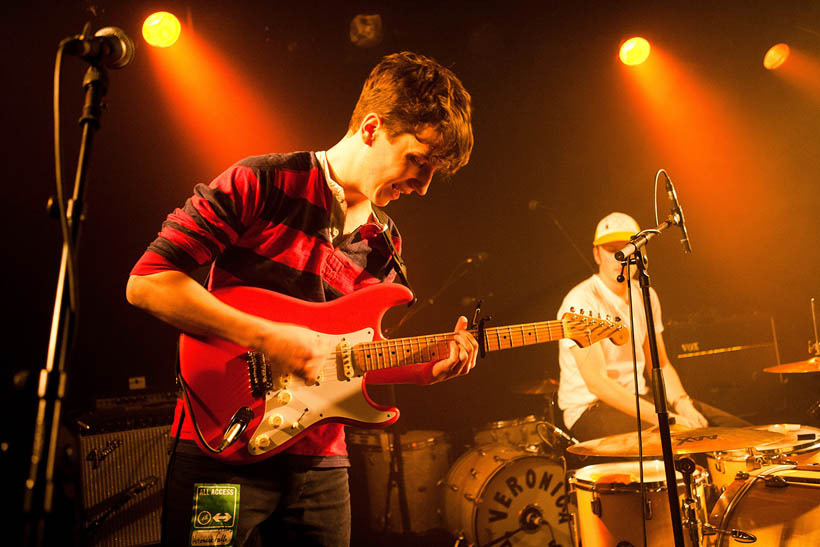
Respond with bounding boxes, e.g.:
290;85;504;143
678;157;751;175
77;397;174;547
664;314;785;421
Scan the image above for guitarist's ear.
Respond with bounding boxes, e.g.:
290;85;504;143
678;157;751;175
360;112;381;146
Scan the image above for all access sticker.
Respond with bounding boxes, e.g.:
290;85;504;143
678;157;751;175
190;483;240;546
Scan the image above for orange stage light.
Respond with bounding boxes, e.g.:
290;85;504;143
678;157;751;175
769;47;820;100
620;37;651;66
146;28;299;176
143;12;182;48
618;45;783;289
763;43;790;70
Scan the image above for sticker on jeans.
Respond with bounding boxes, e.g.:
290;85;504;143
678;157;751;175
190;483;240;546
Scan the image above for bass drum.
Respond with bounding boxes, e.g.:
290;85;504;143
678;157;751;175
705;464;820;546
441;444;572;546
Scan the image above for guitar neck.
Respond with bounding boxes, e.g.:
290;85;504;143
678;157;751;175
355;320;565;372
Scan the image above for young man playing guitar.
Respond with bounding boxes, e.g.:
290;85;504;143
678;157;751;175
126;51;478;546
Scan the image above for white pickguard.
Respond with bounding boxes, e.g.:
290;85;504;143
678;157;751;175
247;327;394;455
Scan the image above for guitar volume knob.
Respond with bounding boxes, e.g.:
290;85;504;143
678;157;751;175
253;435;271;449
268;414;285;428
277;390;293;404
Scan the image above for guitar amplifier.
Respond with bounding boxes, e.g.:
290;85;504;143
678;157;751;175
664;314;784;420
77;394;175;547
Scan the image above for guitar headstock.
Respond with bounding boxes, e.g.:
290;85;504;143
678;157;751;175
561;311;629;348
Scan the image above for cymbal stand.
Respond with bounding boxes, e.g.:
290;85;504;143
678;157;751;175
809;297;819;357
674;457;701;547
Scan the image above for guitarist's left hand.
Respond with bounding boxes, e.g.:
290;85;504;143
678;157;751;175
428;316;479;383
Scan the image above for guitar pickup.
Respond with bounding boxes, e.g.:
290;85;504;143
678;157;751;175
245;351;273;398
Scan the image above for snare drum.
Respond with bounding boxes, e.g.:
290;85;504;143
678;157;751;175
347;429;451;534
707;424;820;492
473;415;542;449
569;460;708;547
441;444;572;546
705;464;820;546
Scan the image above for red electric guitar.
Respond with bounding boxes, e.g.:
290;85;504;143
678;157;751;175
178;283;629;464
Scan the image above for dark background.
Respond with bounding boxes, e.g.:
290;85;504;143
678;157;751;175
5;0;820;542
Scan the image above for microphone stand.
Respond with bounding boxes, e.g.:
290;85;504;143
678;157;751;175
615;218;685;547
23;62;109;547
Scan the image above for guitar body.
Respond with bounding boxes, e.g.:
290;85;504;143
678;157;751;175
178;283;413;464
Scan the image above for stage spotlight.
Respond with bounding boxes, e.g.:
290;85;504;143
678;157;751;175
349;14;383;48
763;43;790;70
143;11;181;48
620;37;651;66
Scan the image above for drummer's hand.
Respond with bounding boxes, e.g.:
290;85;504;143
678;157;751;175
673;398;708;429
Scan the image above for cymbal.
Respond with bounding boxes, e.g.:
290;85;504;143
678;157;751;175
567;426;786;458
510;378;559;395
763;357;820;374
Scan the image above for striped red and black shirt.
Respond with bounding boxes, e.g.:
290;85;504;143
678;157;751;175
131;151;402;459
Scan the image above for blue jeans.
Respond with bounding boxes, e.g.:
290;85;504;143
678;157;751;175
163;440;351;547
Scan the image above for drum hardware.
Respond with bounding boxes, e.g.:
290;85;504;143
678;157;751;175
536;421;579;453
474;504;567;547
676;457;705;547
698;524;757;544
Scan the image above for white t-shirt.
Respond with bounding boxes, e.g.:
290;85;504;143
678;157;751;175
556;274;663;429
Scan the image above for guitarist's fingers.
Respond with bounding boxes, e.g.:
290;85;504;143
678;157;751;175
452;315;479;370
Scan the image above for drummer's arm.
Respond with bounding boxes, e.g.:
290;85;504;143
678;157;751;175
571;343;661;426
651;334;708;428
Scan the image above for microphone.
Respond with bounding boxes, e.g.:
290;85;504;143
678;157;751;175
663;172;692;253
64;27;136;69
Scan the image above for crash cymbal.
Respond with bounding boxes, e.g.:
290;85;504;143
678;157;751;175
763;357;820;374
510;378;559;395
567;426;785;458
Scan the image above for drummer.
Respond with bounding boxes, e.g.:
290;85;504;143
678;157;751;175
555;212;750;451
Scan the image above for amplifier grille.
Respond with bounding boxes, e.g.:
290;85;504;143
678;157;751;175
79;425;170;547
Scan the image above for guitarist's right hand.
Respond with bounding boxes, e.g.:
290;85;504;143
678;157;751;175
257;324;332;384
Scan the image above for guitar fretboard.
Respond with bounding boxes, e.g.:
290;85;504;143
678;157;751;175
354;320;566;372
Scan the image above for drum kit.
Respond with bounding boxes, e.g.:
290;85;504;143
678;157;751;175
349;332;820;546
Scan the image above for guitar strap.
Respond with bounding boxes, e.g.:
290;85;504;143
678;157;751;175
371;206;417;306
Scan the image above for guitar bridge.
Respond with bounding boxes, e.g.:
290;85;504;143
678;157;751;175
245;351;273;398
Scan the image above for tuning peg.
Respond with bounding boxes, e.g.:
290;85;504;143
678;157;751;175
570;306;575;313
606;314;611;321
579;308;584;315
615;316;622;322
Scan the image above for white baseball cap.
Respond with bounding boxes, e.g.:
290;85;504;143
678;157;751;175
593;212;640;246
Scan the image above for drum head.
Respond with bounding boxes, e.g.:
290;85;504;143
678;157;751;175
572;460;677;491
443;445;572;546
